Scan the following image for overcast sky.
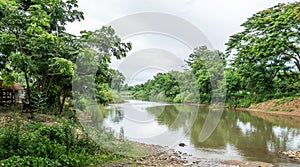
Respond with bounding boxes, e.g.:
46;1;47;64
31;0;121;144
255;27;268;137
66;0;297;85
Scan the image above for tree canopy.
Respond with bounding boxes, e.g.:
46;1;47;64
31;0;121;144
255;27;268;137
0;0;131;114
224;2;300;106
227;2;300;71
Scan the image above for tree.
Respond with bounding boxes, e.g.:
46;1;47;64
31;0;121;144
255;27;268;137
226;2;300;102
186;46;226;104
110;70;125;92
227;2;300;71
75;27;131;105
0;0;84;114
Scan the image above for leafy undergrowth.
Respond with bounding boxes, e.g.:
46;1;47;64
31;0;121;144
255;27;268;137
249;97;300;113
0;112;149;167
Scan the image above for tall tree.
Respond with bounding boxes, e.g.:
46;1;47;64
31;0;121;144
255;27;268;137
227;2;300;71
0;0;83;114
110;70;125;92
75;27;131;106
226;2;300;96
186;46;226;103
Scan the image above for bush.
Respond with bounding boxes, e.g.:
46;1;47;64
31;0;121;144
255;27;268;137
0;156;60;167
184;93;198;103
0;119;121;167
173;94;183;103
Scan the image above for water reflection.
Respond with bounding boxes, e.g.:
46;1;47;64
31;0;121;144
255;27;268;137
103;101;300;165
109;107;124;123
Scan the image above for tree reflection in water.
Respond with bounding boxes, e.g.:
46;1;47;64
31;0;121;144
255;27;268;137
148;104;300;163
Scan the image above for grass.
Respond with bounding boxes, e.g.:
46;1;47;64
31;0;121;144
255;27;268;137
282;108;294;112
268;107;279;111
0;111;152;167
253;104;261;109
275;97;295;106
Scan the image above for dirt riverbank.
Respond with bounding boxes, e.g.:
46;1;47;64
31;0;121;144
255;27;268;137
234;97;300;118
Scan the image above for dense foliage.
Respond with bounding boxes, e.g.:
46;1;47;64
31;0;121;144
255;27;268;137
225;1;300;106
0;0;130;115
0;1;131;164
0;0;84;115
130;46;226;104
130;71;197;103
0;115;125;167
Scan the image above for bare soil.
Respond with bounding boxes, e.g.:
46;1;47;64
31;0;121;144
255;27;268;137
234;98;300;118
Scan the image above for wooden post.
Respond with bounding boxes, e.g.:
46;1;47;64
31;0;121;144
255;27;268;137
0;89;2;105
10;90;13;104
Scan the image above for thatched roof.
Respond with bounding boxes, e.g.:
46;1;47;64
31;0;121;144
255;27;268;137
0;80;24;90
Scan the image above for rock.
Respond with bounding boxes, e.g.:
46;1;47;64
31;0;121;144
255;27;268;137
179;143;186;147
279;150;300;162
288;154;296;158
224;160;274;167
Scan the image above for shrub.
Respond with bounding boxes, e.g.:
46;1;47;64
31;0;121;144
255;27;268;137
173;94;183;103
0;119;122;167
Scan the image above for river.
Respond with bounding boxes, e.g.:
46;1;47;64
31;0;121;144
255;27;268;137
101;100;300;166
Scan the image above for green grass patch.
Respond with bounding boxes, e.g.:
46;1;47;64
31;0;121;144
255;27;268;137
253;104;261;109
268;107;279;111
282;108;294;112
275;97;295;106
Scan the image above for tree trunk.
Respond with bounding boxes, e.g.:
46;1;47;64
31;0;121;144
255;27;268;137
294;60;300;72
59;90;68;116
24;68;33;117
57;90;61;116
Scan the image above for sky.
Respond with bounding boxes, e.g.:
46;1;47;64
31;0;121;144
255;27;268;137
66;0;297;85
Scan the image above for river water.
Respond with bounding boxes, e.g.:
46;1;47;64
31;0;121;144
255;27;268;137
101;100;300;166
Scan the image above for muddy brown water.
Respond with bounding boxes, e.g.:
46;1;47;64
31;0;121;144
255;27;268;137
101;100;300;167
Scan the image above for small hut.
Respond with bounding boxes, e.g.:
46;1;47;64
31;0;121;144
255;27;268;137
0;80;24;105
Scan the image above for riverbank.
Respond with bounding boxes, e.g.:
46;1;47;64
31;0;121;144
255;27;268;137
103;142;274;167
2;99;298;167
236;97;300;117
187;97;300;118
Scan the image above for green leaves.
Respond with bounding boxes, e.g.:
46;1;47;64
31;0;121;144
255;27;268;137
0;0;86;114
225;2;300;106
0;120;117;167
49;57;76;76
228;2;300;71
